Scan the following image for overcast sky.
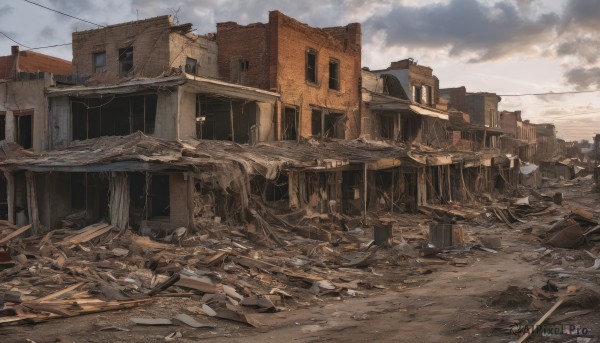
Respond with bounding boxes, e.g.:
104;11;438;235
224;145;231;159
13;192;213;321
1;0;599;141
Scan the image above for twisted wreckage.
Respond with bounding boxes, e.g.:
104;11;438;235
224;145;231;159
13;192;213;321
0;126;517;237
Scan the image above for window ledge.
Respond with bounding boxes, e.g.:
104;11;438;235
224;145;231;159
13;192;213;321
305;80;320;88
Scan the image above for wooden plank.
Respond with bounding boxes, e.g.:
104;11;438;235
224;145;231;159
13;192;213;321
176;276;217;294
65;224;113;246
515;298;564;343
35;282;85;302
0;224;32;245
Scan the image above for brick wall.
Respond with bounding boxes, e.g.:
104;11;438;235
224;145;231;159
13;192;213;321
216;22;270;89
73;15;216;81
500;111;518;136
269;11;362;139
439;87;466;112
216;11;362;139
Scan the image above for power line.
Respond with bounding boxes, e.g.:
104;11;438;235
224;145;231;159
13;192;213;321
22;0;105;28
26;43;72;51
0;31;31;49
499;89;600;96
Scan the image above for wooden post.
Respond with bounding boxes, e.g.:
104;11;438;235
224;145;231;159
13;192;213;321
4;171;14;224
363;163;368;226
25;171;41;234
390;168;394;213
230;100;235;143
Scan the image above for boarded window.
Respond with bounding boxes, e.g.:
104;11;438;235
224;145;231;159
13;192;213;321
306;49;317;83
118;47;133;76
329;59;339;90
71;94;157;141
185;57;197;75
93;52;106;73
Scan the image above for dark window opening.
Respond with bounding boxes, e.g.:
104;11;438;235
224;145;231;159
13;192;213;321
311;109;322;135
0;114;6;140
306;49;317;83
71;94;157;141
151;175;170;217
328;59;339;90
16;113;32;149
196;95;256;143
265;175;289;202
379;114;395;140
240;59;249;72
413;86;422;104
70;173;86;210
426;85;433;106
129;173;170;218
0;174;7;220
185;57;197;75
118;47;133;76
324;112;345;139
282;106;298;140
94;51;106;73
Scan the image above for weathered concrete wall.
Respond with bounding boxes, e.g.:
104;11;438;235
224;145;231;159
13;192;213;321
170;33;218;78
178;89;197;140
257;102;274;142
48;95;70;150
0;75;52;152
154;89;179;140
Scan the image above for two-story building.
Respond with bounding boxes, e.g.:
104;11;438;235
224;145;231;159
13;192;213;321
362;59;449;147
216;11;362;141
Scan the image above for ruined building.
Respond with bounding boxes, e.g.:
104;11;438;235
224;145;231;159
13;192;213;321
216;11;362;140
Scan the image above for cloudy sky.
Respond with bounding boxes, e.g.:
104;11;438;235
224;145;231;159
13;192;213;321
1;0;599;141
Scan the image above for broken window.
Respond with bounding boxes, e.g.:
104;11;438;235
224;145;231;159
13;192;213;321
118;47;133;76
15;111;32;149
312;109;345;138
93;51;106;73
185;57;197;75
379;113;395;140
311;109;322;136
282;106;298;140
71;94;157;141
306;49;317;84
324;112;345;139
426;85;433;105
413;85;422;104
329;59;340;90
196;95;256;143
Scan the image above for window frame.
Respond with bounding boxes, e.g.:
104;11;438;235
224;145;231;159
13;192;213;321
305;48;318;84
93;51;107;74
185;57;198;75
328;58;340;91
118;47;134;77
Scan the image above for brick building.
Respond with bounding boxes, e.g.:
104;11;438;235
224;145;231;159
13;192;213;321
216;11;362;140
72;15;218;82
362;59;449;147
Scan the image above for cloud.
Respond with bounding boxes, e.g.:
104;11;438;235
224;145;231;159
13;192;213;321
363;0;559;63
564;67;600;90
0;5;13;17
562;0;600;32
556;37;600;64
39;26;58;41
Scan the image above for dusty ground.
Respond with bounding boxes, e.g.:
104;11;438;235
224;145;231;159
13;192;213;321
2;177;600;343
